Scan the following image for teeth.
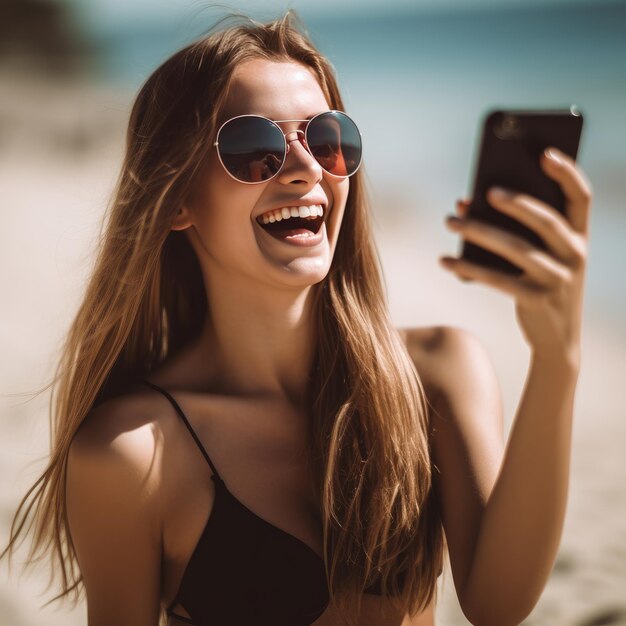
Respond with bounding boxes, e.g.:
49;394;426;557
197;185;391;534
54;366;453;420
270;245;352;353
258;204;324;225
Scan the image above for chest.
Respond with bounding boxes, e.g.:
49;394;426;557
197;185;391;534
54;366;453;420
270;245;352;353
160;394;325;611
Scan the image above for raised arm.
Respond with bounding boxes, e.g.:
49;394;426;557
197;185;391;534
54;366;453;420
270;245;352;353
419;326;577;626
431;146;589;624
66;403;163;626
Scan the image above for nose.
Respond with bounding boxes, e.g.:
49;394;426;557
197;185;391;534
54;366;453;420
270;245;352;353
276;130;323;185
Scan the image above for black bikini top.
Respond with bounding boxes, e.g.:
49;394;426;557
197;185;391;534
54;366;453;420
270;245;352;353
138;378;398;626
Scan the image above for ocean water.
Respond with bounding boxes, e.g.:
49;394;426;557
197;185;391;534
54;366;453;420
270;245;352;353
85;2;626;327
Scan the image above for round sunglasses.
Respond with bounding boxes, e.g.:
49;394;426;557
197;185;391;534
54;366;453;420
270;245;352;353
213;110;362;184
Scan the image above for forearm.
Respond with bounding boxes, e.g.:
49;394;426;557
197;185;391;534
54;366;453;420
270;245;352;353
462;353;580;626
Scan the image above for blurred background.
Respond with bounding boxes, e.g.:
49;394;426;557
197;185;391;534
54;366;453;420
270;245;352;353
1;0;625;624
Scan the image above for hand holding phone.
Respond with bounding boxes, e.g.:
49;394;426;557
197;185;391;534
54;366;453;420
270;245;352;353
441;106;591;364
459;107;584;276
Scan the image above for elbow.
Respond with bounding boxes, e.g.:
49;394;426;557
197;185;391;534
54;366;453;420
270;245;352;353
459;555;549;625
461;591;537;626
462;607;534;626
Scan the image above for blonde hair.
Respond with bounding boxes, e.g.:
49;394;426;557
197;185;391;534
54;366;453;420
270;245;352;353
1;9;444;625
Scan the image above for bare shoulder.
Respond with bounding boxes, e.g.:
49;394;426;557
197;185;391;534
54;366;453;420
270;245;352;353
66;387;185;555
66;391;168;624
398;325;461;404
70;390;163;471
68;393;163;495
68;390;167;531
399;324;498;410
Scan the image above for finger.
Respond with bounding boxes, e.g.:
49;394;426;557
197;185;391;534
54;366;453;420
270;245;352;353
486;187;585;268
446;216;569;286
456;199;471;216
540;147;592;235
440;255;543;304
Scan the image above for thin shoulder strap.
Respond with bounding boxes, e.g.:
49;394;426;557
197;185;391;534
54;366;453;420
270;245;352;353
137;378;223;483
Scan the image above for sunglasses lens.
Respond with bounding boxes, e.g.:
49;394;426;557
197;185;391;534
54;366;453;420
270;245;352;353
307;111;362;177
217;116;285;183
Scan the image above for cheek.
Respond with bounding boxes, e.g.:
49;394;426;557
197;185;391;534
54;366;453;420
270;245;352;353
324;177;349;216
337;179;350;206
192;158;261;235
192;169;260;251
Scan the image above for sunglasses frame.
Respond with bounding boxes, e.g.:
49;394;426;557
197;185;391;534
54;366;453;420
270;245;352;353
213;109;363;185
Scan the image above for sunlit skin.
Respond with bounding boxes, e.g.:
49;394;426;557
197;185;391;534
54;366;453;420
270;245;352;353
431;147;592;624
170;59;349;409
171;57;593;623
65;55;593;626
444;159;589;366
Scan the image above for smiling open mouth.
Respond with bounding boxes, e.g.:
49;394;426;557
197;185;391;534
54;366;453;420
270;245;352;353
260;214;323;236
256;205;326;237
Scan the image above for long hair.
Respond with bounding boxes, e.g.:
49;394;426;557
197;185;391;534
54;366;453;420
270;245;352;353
1;9;444;625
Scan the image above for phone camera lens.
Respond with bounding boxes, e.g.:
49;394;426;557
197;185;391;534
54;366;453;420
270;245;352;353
494;115;522;140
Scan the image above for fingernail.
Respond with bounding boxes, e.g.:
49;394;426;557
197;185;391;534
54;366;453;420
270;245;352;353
545;147;562;164
488;186;510;199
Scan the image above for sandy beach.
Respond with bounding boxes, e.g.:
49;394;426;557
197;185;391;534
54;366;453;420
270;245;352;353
1;76;625;626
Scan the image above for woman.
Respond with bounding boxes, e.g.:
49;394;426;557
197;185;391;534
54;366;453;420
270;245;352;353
1;10;591;626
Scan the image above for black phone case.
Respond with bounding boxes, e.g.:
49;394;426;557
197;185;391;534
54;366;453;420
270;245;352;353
461;107;584;276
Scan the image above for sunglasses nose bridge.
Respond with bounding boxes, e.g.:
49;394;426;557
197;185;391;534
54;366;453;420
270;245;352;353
283;129;314;159
284;129;306;150
284;128;304;140
279;128;323;182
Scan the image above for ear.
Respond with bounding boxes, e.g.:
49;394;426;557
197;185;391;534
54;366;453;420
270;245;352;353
171;205;194;232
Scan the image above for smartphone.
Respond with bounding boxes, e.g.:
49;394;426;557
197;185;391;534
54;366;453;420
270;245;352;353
460;107;584;276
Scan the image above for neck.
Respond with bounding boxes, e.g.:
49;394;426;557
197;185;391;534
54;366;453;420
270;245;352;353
194;274;319;409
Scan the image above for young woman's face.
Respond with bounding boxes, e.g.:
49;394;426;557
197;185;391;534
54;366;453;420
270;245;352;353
182;58;350;290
